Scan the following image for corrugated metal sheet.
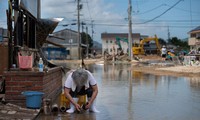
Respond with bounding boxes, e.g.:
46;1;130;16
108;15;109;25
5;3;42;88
36;18;62;46
20;0;38;18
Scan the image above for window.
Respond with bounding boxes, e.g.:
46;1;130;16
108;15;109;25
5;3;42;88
191;33;196;38
196;33;200;39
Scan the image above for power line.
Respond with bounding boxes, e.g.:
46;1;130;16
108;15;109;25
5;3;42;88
135;19;200;22
59;21;199;27
85;0;92;21
59;19;200;27
85;0;94;38
133;4;167;15
165;4;200;14
134;20;200;24
60;18;200;23
134;3;200;15
84;22;198;28
1;18;200;27
189;0;192;28
140;0;184;24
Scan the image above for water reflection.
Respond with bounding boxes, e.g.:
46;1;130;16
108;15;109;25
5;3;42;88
37;63;200;120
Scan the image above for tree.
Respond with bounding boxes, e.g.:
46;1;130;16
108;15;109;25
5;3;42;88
168;37;189;50
81;32;93;55
158;38;167;45
81;32;93;48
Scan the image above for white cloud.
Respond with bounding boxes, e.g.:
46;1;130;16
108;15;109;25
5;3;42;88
41;0;129;42
41;0;199;41
1;0;192;43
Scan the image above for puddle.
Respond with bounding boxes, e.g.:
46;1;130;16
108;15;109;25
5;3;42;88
36;63;200;120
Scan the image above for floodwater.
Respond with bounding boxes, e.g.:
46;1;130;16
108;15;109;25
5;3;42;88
36;63;200;120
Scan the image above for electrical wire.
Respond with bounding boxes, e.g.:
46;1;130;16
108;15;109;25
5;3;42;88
85;0;92;22
139;0;184;24
164;4;200;14
189;0;192;28
133;4;167;15
60;17;200;23
63;22;198;29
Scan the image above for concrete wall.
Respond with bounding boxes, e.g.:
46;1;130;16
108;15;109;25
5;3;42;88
188;38;197;46
4;67;63;107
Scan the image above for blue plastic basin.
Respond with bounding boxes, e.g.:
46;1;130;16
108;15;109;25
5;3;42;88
22;91;44;109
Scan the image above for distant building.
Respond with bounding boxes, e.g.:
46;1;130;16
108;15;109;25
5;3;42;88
188;26;200;53
43;28;80;60
0;28;7;42
101;33;140;55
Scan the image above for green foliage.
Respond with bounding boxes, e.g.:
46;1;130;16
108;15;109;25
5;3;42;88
158;38;167;45
81;32;93;48
168;37;189;50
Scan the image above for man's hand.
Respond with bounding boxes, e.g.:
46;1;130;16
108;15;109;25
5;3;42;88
85;101;92;109
74;103;81;112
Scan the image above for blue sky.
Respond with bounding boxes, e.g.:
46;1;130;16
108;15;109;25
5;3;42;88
0;0;200;43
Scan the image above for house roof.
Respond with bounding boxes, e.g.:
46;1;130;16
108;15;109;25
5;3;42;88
101;33;140;39
53;28;78;34
189;26;200;33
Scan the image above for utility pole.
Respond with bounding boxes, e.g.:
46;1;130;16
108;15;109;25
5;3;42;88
91;20;94;40
167;26;170;41
77;0;81;59
86;26;89;59
82;22;84;33
128;0;133;60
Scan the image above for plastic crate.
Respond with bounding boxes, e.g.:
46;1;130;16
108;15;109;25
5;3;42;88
60;93;87;107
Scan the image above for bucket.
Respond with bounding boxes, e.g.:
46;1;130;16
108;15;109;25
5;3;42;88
22;91;44;109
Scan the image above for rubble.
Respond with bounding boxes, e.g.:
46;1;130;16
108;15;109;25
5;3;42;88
0;102;40;120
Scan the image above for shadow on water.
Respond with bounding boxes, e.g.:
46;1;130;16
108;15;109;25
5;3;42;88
36;63;200;120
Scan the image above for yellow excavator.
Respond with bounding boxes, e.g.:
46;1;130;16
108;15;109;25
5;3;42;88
132;35;161;55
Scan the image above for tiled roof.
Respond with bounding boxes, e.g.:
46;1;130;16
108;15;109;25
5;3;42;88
189;26;200;33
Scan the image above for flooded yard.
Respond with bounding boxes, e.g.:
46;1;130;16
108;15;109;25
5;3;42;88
36;63;200;120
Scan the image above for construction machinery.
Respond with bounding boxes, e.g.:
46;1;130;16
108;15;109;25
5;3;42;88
115;37;128;55
132;35;161;55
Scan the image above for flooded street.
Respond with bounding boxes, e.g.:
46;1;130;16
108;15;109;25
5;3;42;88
36;63;200;120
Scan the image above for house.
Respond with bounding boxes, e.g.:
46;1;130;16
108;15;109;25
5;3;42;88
101;33;140;55
188;26;200;53
44;28;80;60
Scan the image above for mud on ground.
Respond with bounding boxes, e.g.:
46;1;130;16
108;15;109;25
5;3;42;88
132;65;200;77
51;55;200;77
132;55;200;77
